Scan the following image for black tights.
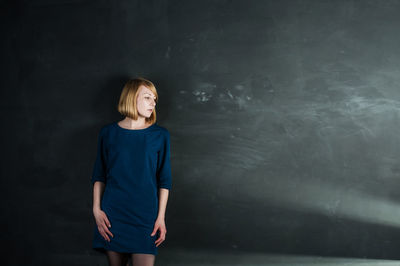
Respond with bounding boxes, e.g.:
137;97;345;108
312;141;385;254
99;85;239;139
106;250;155;266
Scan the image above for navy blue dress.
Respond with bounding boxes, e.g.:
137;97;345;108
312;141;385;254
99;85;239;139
91;121;172;255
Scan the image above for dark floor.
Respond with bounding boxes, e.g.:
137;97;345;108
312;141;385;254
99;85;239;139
47;248;400;266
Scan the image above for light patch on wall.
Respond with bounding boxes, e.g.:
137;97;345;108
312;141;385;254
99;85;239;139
192;82;216;102
165;46;171;59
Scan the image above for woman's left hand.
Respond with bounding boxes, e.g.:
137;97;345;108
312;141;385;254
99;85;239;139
151;218;167;247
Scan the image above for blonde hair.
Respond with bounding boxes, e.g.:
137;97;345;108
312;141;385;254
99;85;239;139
117;77;158;124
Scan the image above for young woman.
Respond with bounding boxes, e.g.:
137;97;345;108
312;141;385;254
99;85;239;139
91;77;172;266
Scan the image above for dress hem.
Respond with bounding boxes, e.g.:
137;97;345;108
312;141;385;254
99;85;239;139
93;246;157;255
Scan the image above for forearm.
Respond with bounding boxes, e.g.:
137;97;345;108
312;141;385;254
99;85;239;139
93;181;105;212
157;188;169;220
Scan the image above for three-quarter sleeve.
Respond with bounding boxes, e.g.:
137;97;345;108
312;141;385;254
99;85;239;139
91;127;107;185
156;130;172;190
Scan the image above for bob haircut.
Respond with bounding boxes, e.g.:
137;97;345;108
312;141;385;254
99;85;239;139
117;77;158;124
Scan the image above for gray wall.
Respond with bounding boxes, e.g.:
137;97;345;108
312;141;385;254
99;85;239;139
3;0;400;264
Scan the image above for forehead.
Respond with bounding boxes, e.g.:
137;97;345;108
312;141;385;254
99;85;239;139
138;85;155;97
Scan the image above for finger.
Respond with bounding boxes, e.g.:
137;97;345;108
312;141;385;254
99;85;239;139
103;233;110;242
151;226;158;236
103;224;114;238
155;237;164;247
99;228;110;242
103;216;111;228
155;235;165;246
155;240;163;247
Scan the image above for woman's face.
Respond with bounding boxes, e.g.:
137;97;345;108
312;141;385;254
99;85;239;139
136;85;157;118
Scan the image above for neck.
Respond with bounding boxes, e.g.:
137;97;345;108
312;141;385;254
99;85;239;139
122;116;149;128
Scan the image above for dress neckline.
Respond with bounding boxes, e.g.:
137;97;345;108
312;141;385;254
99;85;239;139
115;121;155;131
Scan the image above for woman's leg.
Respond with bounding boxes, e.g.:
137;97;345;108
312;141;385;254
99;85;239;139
131;253;155;266
106;250;130;266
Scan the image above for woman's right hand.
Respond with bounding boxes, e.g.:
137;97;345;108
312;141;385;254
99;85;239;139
93;208;114;242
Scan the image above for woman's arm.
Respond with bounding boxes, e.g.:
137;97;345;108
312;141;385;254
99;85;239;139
152;188;169;247
157;188;169;220
92;181;113;242
93;181;105;212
